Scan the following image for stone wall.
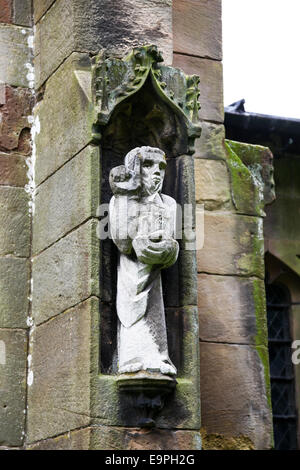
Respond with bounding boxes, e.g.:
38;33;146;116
225;109;300;448
26;0;192;451
172;0;273;449
0;0;33;449
0;0;273;450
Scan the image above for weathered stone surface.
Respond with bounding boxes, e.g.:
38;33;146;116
173;0;222;60
201;428;255;450
0;24;32;87
33;145;100;255
0;329;27;446
0;153;27;187
34;0;73;89
0;0;12;23
32;220;99;325
91;426;201;450
173;54;224;123
34;52;96;186
0;187;30;257
27;297;99;443
34;0;172;89
28;427;91;450
194;121;226;160
109;147;179;376
195;159;231;210
200;342;273;449
198;275;268;345
225;140;275;217
0;85;33;154
226;140;275;204
13;0;32;26
27;426;202;450
0;257;29;328
92;375;200;431
197;211;265;278
33;0;56;23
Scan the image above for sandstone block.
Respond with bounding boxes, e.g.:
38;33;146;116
32;219;99;325
0;24;32;87
194;121;226;160
27;297;99;443
13;0;32;26
195;159;231;210
0;257;29;328
0;85;33;154
201;428;255;450
91;426;201;450
0;153;27;187
34;52;96;186
28;427;91;450
200;342;272;449
173;54;224;123
0;187;30;257
225;140;275;217
33;145;100;255
197;211;265;278
0;329;27;446
33;0;55;23
34;0;172;88
198;275;268;345
92;375;200;431
28;425;202;450
173;0;222;60
0;0;12;23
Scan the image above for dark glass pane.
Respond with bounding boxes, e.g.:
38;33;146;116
273;419;298;450
271;381;296;416
266;282;298;450
269;343;294;378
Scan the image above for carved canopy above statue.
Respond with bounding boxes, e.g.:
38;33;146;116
92;45;201;156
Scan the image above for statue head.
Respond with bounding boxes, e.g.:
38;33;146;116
124;146;166;197
110;146;167;197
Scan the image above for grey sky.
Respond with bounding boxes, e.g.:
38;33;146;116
222;0;300;119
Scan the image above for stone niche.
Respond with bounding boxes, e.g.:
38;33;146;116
91;45;202;430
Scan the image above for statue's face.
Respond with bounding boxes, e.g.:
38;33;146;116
140;152;166;196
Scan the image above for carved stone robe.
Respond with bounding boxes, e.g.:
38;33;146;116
109;192;178;374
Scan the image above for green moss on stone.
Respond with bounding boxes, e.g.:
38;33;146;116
201;428;255;450
252;279;274;446
225;141;264;216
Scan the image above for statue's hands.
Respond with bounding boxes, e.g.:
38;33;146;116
109;159;141;196
133;231;179;268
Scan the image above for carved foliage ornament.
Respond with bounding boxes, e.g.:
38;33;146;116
92;45;201;154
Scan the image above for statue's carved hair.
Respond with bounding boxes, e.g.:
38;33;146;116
124;146;165;171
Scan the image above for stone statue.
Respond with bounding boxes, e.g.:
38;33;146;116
109;146;179;376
